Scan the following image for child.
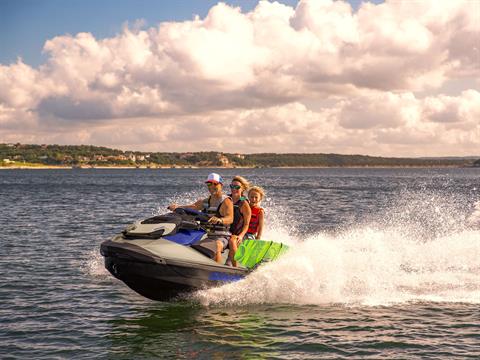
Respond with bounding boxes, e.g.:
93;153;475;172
246;186;265;240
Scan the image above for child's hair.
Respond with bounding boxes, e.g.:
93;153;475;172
232;175;250;190
248;186;265;200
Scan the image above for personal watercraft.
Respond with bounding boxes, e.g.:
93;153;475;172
100;208;288;301
100;208;243;301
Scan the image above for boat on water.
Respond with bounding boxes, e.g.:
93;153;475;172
100;208;287;301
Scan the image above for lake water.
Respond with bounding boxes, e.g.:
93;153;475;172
1;168;479;359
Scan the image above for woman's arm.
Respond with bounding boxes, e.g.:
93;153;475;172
256;209;264;239
237;201;251;240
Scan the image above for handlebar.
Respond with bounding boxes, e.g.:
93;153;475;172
174;207;210;222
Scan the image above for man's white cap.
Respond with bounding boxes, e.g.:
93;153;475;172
205;173;223;184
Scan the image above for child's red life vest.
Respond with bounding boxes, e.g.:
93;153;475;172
247;206;263;234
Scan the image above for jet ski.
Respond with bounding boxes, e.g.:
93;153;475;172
100;208;249;301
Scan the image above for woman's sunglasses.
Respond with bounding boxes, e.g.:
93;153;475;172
229;184;241;190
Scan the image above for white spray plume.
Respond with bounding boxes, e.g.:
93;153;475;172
194;191;480;307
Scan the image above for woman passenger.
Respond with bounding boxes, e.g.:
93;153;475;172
226;176;251;267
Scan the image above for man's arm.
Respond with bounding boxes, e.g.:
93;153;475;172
217;197;234;225
168;198;204;211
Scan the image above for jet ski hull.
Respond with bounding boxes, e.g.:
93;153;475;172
101;240;247;301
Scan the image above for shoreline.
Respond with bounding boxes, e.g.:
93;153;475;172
1;165;477;170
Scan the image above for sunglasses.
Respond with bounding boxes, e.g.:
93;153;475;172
229;184;241;190
206;182;219;187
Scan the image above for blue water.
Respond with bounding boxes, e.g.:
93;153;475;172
1;168;479;358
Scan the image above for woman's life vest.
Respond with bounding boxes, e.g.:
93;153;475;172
230;196;248;236
247;206;263;236
202;195;230;237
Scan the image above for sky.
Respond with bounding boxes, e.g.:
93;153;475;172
0;0;479;156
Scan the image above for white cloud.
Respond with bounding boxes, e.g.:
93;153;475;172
338;92;416;129
0;0;479;156
422;90;480;127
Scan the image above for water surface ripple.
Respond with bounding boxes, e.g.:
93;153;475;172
1;168;479;359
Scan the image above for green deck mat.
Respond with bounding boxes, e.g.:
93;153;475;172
234;239;289;269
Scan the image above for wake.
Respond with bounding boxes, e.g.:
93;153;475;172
194;193;480;306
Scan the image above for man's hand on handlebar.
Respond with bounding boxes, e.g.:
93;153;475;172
167;203;178;211
208;216;223;224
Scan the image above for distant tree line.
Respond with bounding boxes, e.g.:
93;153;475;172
0;143;478;168
241;153;476;167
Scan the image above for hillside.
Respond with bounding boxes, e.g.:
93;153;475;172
0;143;477;168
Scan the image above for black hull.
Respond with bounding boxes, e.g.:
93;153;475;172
101;240;247;301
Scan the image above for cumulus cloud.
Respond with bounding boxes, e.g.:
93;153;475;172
0;0;479;156
422;90;480;127
338;92;415;129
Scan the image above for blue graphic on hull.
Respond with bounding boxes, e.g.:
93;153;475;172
208;272;244;282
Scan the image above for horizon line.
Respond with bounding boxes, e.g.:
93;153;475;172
1;143;479;160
